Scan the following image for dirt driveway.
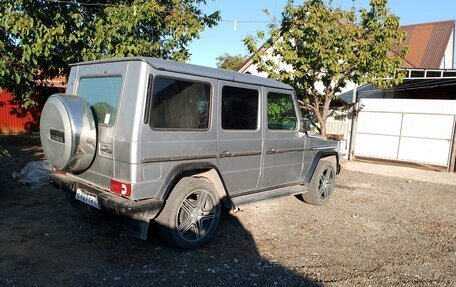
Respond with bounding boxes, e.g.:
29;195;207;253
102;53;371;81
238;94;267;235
0;136;455;287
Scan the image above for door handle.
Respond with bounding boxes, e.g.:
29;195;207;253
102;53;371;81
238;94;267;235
267;148;277;154
219;151;232;158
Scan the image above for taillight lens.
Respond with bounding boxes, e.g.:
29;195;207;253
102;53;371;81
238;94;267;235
52;168;65;174
110;179;131;197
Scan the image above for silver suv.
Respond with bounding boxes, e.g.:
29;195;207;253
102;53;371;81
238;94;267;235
40;57;340;249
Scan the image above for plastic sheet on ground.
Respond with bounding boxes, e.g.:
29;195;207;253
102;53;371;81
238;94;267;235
12;161;52;189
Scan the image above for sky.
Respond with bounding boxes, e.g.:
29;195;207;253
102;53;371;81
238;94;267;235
188;0;456;68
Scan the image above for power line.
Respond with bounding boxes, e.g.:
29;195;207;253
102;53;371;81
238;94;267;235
221;19;272;24
41;0;276;23
42;0;277;24
43;0;116;6
37;1;456;30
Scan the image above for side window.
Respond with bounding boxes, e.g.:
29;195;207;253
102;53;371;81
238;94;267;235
222;86;259;130
149;77;211;130
77;76;122;126
267;92;297;130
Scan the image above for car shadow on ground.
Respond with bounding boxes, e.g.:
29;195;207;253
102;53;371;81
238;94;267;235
0;136;321;286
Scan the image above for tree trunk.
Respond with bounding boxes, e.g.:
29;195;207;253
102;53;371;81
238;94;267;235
320;120;327;137
319;92;332;137
314;110;324;135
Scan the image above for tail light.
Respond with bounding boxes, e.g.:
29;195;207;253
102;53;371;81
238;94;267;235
110;179;131;197
52;168;66;174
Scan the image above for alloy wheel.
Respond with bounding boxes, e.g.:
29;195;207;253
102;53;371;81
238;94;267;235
318;167;334;200
176;189;216;241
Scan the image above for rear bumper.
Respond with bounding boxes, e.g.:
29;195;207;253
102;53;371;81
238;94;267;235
49;173;164;221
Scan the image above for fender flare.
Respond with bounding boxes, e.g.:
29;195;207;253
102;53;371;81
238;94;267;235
304;151;340;183
158;162;230;204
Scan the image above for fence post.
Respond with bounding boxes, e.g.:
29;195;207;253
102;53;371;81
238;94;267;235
448;115;456;172
348;85;358;161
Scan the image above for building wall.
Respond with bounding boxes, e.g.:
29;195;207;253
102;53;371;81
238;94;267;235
0;90;38;134
0;88;61;134
441;29;454;69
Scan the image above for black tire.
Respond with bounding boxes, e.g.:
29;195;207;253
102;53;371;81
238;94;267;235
155;177;221;249
300;158;336;205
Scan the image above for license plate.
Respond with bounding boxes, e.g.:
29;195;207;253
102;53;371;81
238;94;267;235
75;188;101;209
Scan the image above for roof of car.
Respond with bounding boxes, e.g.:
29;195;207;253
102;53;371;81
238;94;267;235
71;57;294;91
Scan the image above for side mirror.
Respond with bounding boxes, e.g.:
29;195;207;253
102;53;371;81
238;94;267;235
300;119;311;133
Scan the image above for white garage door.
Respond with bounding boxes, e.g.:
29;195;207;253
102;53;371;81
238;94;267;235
354;99;456;167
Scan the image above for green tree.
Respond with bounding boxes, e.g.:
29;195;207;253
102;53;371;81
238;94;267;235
0;0;220;107
215;53;248;71
244;0;408;135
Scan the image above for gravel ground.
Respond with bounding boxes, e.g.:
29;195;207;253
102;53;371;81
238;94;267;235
0;136;455;287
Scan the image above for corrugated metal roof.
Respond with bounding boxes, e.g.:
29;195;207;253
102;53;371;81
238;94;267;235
401;20;454;69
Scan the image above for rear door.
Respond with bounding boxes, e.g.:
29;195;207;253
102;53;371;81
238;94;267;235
216;81;262;195
261;88;305;188
67;62;127;189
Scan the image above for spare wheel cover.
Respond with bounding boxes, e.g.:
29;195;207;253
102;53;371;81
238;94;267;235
40;94;97;172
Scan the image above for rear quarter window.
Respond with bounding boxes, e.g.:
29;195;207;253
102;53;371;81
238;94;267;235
77;76;123;126
149;77;211;130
